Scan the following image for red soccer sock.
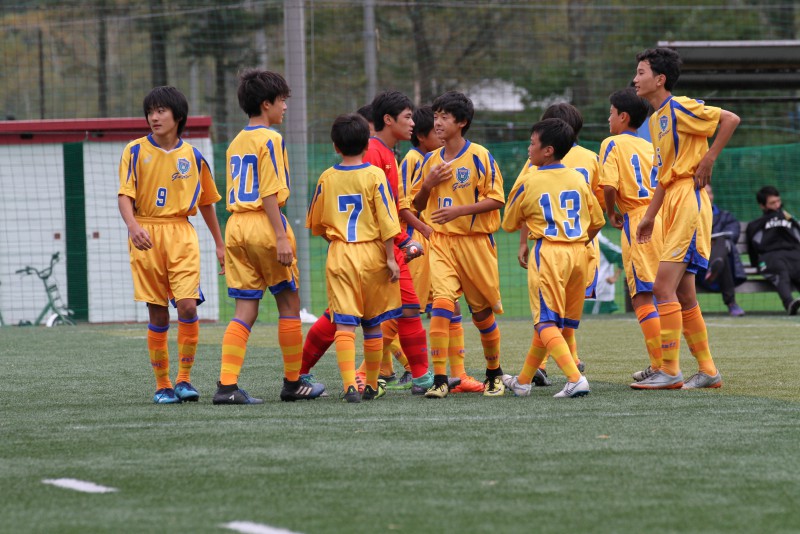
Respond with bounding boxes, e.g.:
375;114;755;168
398;315;429;378
300;310;336;374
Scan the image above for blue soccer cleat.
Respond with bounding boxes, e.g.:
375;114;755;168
174;381;200;402
153;387;181;404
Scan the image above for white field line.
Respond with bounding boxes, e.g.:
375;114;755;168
221;521;302;534
41;478;118;493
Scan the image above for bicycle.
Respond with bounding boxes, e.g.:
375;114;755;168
15;252;75;326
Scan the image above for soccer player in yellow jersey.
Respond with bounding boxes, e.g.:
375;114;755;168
501;118;605;398
307;114;402;403
213;70;325;405
400;106;484;393
512;103;601;382
413;91;506;398
633;47;740;389
599;88;665;382
118;86;224;404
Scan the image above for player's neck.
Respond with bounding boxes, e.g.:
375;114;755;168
339;154;363;166
647;89;671;110
248;117;271;128
442;136;466;162
374;128;399;150
152;131;179;151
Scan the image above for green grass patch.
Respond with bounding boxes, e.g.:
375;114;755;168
2;316;799;533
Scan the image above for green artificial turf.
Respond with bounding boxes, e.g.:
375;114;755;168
1;316;799;533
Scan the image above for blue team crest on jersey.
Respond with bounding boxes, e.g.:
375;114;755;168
177;158;191;175
659;116;669;133
456;167;470;183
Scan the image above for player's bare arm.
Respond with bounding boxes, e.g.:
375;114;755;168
384;238;400;283
636;183;665;244
431;198;503;225
262;194;293;267
694;109;741;189
118;194;152;251
198;203;226;274
399;208;432;240
412;161;452;212
518;229;529;269
603;185;624;229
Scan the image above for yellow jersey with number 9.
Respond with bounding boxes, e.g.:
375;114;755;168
118;134;220;217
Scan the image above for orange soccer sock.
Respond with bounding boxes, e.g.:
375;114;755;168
657;301;682;375
279;316;303;382
334;330;357;391
635;303;662;370
385;337;410;372
429;299;455;376
562;326;580;366
220;319;250;386
380;319;399;376
473;313;501;372
176;316;199;384
148;324;172;390
519;331;548;385
539;325;581;382
682;304;717;376
363;333;384;389
448;315;466;378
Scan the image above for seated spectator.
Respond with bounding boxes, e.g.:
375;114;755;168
697;184;747;316
745;186;800;315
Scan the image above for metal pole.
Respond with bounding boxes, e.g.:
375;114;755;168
283;0;312;312
364;0;377;102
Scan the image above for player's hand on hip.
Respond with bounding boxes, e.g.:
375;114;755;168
693;155;714;189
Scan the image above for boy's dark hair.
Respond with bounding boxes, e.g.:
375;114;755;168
357;103;374;125
636;47;682;91
371;91;413;132
432;91;474;135
410;105;434;148
530;118;575;161
756;185;781;207
609;87;652;129
541;103;582;140
143;86;189;136
331;114;370;156
237;69;291;117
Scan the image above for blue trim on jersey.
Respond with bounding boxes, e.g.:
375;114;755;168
478;321;497;334
424;302;433;314
431;307;454;320
333;162;371;171
362;307;402;328
280;212;288;231
178;315;199;324
188;181;201;212
621;130;638;137
602;140;616;165
564;317;580;329
400;159;409;200
266;139;280;182
639;310;659;323
455;140;471;159
364;332;383;339
473;154;486;180
228;288;265;300
146;134;184;151
421;151;435;167
332;312;360;326
669;101;680;157
684;229;708;273
170;288;206;309
128;143;140;185
488;233;495;247
623;212;632;244
537;163;565;170
307;183;323;217
148;323;170;333
657;95;673;110
585;265;598;299
244;125;270;131
378;181;395;221
232;318;252;331
268;276;298;296
488;153;498;189
507;183;525;210
533;238;543;269
282;138;291;191
401;303;421;310
450;314;462;324
672;99;700;119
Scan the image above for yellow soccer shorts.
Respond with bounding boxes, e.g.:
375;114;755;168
326;240;402;327
429;232;503;315
584;236;599;298
660;179;711;274
622;204;664;297
406;231;432;313
527;240;587;328
225;211;300;299
128;217;202;306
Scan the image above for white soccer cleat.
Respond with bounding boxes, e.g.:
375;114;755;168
501;374;531;397
553;376;590;398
